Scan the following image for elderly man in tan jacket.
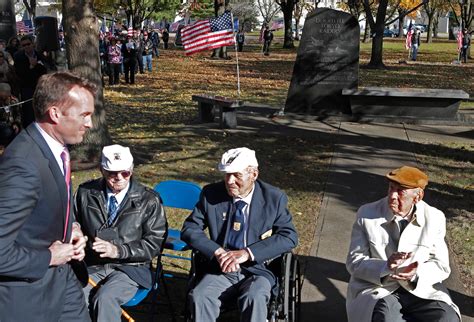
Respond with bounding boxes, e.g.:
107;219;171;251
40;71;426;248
346;166;460;322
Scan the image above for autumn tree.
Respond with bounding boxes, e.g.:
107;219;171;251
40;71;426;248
62;0;111;163
448;0;473;30
294;0;314;40
22;0;36;20
276;0;297;48
231;0;259;31
393;0;420;38
256;0;281;27
422;0;451;42
361;0;426;68
94;0;181;29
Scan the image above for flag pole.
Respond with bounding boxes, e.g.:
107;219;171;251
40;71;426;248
230;12;241;98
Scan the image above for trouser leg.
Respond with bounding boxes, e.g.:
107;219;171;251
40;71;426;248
372;292;405;322
124;63;130;83
189;273;240;322
129;60;136;84
238;275;271;322
86;269;139;322
397;289;460;322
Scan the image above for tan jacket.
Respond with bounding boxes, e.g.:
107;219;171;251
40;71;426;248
346;197;460;322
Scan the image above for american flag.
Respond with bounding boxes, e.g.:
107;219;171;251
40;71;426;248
16;20;34;34
271;19;284;31
182;11;235;56
128;17;133;37
456;30;463;51
405;29;413;50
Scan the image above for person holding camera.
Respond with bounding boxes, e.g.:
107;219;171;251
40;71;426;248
74;144;168;321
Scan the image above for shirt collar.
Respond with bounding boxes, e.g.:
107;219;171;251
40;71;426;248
106;182;130;206
233;184;255;205
34;122;66;173
389;204;421;227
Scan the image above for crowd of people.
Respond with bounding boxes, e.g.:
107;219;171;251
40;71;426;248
0;34;47;145
99;27;169;86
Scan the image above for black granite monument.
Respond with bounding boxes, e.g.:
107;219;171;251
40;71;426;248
285;8;359;115
0;0;16;43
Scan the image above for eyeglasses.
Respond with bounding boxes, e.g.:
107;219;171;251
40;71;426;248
104;170;132;178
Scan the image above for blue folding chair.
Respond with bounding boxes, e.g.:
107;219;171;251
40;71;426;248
154;180;202;273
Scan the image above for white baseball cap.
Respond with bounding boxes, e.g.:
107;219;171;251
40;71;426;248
101;144;134;171
218;147;258;173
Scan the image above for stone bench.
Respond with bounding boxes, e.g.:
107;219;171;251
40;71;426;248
342;87;469;120
192;94;243;129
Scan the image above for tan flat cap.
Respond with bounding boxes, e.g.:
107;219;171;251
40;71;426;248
386;166;428;189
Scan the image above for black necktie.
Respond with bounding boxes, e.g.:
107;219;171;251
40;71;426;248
399;219;409;234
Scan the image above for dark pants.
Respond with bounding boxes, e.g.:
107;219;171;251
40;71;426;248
136;55;144;73
237;42;244;52
461;46;469;63
372;288;459;322
163;41;168;49
124;59;137;84
263;41;271;55
108;63;120;85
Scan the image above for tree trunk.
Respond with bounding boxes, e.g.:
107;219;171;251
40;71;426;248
433;14;439;38
294;16;300;40
368;33;385;68
62;0;111;164
281;1;295;48
363;23;370;43
398;12;404;38
366;0;389;68
426;11;435;43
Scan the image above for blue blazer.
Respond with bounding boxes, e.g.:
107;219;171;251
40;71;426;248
0;124;87;320
181;179;298;287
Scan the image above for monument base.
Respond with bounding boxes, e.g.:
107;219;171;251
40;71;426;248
342;87;469;120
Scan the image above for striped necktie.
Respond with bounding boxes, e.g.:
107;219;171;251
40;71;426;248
107;195;119;227
60;148;71;242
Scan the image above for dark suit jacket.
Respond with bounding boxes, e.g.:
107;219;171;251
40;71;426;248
181;179;298;287
0;123;87;320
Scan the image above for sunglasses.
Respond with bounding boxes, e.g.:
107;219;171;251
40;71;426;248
104;170;132;178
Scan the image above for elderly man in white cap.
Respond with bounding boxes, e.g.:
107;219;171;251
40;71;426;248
346;166;460;322
73;144;168;321
181;147;298;322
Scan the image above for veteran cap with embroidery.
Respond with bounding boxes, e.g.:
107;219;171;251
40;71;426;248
218;147;258;173
101;144;134;171
386;166;428;189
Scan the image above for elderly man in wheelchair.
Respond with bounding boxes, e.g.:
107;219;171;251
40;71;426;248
181;147;298;322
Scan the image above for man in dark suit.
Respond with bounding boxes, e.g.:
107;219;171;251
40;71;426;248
14;35;47;128
181;147;298;322
0;71;95;321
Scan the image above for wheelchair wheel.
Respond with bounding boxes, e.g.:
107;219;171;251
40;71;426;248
288;255;301;322
279;253;301;322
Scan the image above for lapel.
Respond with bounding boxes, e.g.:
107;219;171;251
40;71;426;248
216;197;232;247
247;182;265;244
26;124;68;231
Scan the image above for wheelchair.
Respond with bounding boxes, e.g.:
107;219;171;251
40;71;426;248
186;251;301;322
